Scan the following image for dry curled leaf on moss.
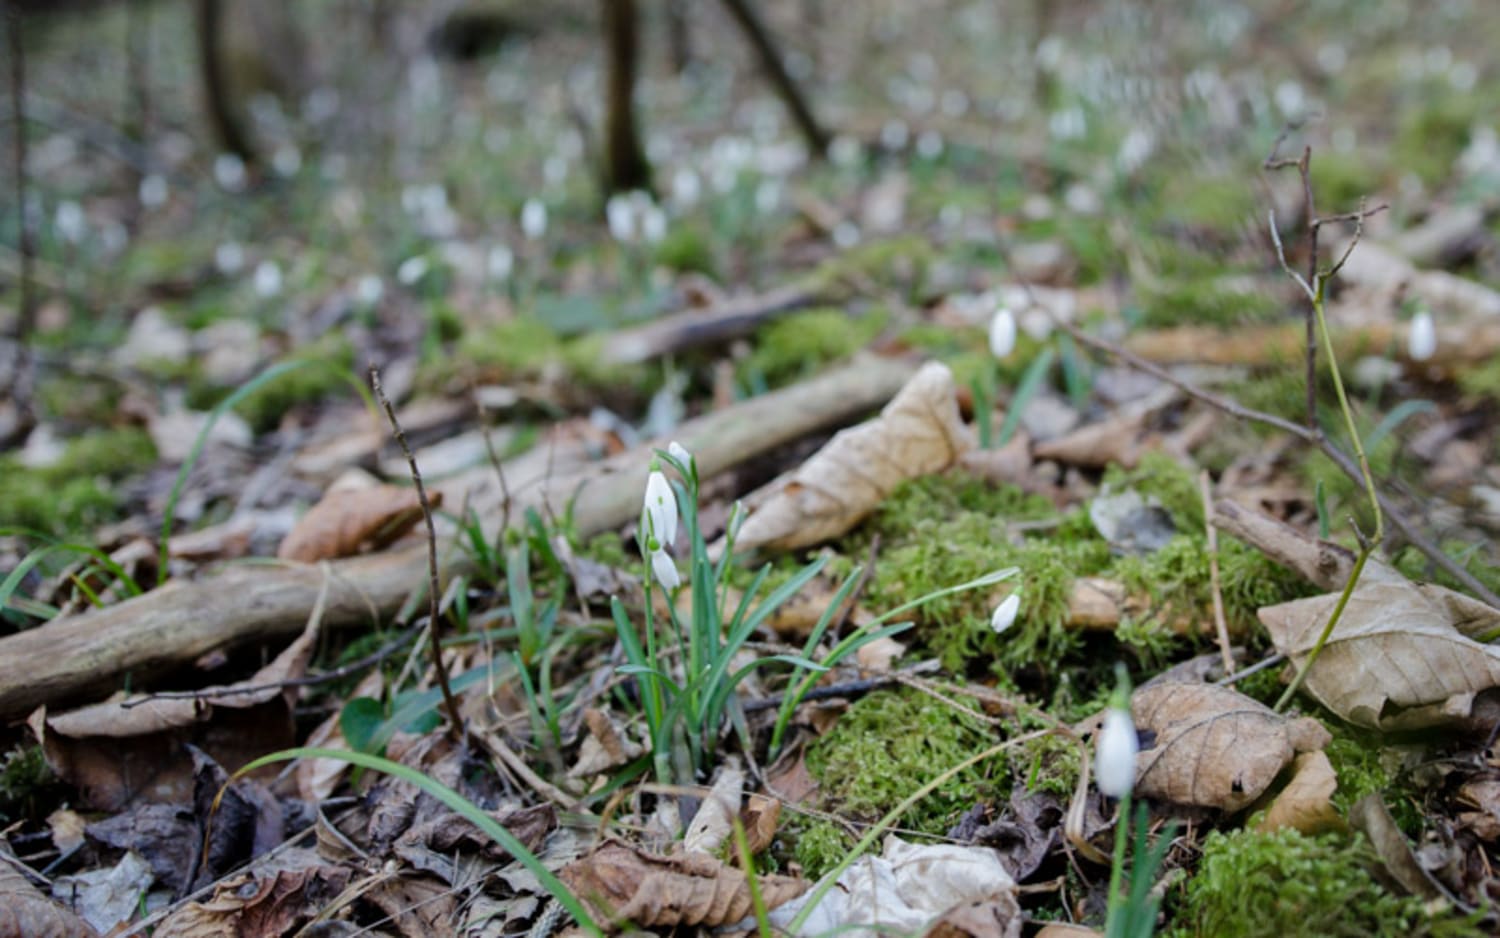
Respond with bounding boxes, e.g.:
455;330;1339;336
1132;681;1330;812
724;361;971;553
1258;750;1342;835
558;838;807;929
1258;569;1500;729
277;482;437;562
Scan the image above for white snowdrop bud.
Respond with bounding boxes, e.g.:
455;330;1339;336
606;193;637;243
1095;706;1139;798
990;592;1021;634
651;548;681;591
641;205;668;244
214;241;245;275
213;153;247;191
355;275;384;306
397;255;430;286
1408;310;1436;362
272;144;302;177
643;469;678;548
252;260;283;297
989;307;1017;359
667;441;692;468
54;201;87;243
487;244;514;282
138;174;169;209
671;166;701;210
521;199;548;240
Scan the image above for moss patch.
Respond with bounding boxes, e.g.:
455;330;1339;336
744;307;890;388
1170;828;1438;938
0;427;158;537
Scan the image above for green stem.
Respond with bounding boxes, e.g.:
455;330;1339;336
1274;283;1383;713
1104;790;1132;937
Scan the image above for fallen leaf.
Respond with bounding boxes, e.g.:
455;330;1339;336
727;361;972;553
923;897;1025;938
277;483;437;562
1350;794;1450;902
87;803;199;893
855;635;906;673
683;759;745;856
560;838;807;928
360;874;459;938
1132;681;1330;812
763;835;1019;938
153;850;352;938
739;794;782;857
568;708;644;779
1258;573;1500;729
0;861;99;938
50;850;155;935
1258;750;1342;835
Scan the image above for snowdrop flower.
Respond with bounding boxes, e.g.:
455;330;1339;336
487;244;514;282
643;467;678;548
606;193;638;243
832;221;861;249
272;144;302;177
916;129;944;160
252;260;283;297
880;119;910;150
990;592;1020;634
54;201;86;243
1095;704;1139;798
989;307;1017;359
641;204;668;245
544;154;569;187
213;153;247;191
214;241;245;275
1408;310;1436;361
355;274;384;306
671;166;701;210
397;255;430;286
138;174;169;209
521;199;548;240
650;548;681;591
754;178;782;217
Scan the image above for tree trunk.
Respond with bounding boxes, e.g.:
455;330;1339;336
195;0;258;164
718;0;829;158
601;0;652;195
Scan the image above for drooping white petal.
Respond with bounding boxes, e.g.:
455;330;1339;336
990;592;1021;634
651;548;680;591
989;307;1017;359
668;440;692;468
1408;310;1437;362
1095;707;1139;798
643;470;678;548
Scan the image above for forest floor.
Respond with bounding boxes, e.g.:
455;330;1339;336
4;1;1500;935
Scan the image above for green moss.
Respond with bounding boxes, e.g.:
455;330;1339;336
1137;280;1284;330
802;236;934;302
0;428;158;537
743;307;890;386
1455;353;1500;399
1392;542;1500;607
456;316;562;378
1102;451;1205;532
1158;175;1258;231
804;687;1009;836
1171;828;1434;938
652;224;717;277
789;819;856;880
0;745;63;825
1393;93;1481;187
232;335;356;432
1309;154;1387;212
1016;731;1081;797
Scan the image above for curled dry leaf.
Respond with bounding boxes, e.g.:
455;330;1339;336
0;860;100;938
277;483;437;562
1258;573;1500;729
728;361;971;553
1257;750;1342;835
1133;681;1330;812
683;759;745;856
559;838;807;928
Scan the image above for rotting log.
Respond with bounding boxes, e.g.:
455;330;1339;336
0;355;918;720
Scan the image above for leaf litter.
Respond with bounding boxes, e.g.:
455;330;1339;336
4;2;1500;936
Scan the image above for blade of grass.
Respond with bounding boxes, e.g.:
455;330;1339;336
228;747;602;937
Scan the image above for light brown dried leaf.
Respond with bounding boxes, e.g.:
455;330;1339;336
1258;577;1500;729
1133;681;1330;812
0;861;99;938
277;484;437;562
1258;750;1342;835
559;838;807;928
729;362;971;553
683;760;744;855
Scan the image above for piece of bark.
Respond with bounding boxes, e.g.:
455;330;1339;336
1124;319;1500;368
600;283;818;365
0;357;916;719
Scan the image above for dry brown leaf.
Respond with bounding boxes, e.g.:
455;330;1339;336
277;483;436;562
683;760;744;856
568;708;643;779
559;838;807;928
1258;575;1500;729
0;861;99;938
740;794;782;857
1133;681;1330;812
728;361;971;553
1034;926;1102;938
921;896;1024;938
154;851;352;938
1258;750;1342;835
855;635;906;673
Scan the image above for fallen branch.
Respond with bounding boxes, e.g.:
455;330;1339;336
599;283;819;365
0;356;917;720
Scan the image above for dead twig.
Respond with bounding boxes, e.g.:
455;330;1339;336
371;365;463;741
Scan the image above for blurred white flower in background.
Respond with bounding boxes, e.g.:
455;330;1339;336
397;255;430;286
272;144;302;177
989;307;1017;359
355;274;384;306
607;193;638;243
252;260;283;298
214;241;245;275
1408;310;1437;362
670;166;701;211
54;201;86;244
213;153;247;192
138;174;169;209
641;204;668;245
487;245;514;282
521;198;548;240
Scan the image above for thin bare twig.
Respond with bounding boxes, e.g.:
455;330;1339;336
1200;472;1234;679
370;365;463;741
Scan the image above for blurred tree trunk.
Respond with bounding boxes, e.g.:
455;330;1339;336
718;0;828;158
5;7;36;444
601;0;652;195
195;0;259;164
